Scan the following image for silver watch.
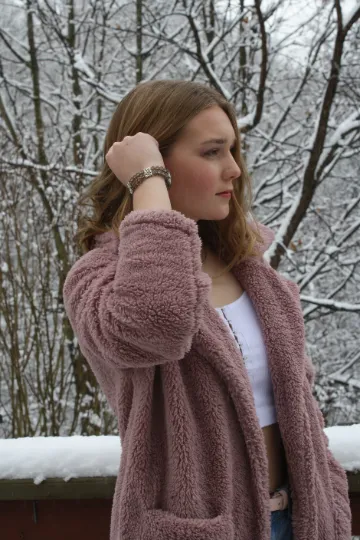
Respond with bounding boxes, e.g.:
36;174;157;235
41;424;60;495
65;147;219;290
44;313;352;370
126;166;172;195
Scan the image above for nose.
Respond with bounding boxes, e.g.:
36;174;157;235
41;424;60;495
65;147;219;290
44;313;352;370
225;156;241;181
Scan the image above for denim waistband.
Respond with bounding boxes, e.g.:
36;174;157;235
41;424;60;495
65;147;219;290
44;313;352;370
270;482;290;496
270;482;293;517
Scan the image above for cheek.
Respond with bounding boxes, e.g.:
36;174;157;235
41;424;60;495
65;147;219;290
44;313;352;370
165;155;215;197
192;162;216;195
185;160;216;194
194;175;213;195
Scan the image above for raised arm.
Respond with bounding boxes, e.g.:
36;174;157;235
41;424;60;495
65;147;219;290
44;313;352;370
63;207;212;370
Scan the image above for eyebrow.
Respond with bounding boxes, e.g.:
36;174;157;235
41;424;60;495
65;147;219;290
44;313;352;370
200;137;236;146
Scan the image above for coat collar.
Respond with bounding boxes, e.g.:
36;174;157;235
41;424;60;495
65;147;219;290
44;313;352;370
251;220;276;257
93;218;275;255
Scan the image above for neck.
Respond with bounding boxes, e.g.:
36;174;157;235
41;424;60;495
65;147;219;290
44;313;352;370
201;246;207;265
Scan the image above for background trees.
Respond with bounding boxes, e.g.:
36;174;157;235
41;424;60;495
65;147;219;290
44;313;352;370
0;0;359;437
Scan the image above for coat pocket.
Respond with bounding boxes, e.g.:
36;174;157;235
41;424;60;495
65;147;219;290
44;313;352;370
140;509;234;540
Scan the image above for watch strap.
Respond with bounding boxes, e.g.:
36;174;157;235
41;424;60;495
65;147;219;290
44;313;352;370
126;166;172;195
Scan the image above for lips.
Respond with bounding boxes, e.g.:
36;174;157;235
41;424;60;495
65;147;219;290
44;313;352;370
217;191;232;195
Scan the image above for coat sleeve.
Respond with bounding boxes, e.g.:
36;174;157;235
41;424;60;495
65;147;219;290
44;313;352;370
284;276;351;534
304;354;352;535
63;209;212;369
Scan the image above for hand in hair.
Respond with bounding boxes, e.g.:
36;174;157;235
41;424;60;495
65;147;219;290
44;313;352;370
105;132;165;187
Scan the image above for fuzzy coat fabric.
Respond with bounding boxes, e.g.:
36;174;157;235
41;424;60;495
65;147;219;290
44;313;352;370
63;209;352;540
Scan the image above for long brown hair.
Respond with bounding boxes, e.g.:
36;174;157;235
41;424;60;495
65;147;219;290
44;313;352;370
74;79;264;276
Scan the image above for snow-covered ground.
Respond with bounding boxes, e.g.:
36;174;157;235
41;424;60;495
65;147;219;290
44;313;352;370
0;424;359;483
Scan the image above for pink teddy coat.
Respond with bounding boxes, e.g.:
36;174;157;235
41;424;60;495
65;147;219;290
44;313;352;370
63;209;352;540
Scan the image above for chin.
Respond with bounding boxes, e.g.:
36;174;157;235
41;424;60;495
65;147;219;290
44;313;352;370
214;212;230;221
177;202;231;222
195;209;230;223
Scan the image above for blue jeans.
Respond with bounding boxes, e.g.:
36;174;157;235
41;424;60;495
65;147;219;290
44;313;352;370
270;483;293;540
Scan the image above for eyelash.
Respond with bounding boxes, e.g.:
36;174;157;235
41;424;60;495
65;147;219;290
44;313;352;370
205;147;236;157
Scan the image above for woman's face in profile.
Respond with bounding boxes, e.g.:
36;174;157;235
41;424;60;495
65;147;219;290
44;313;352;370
163;105;241;223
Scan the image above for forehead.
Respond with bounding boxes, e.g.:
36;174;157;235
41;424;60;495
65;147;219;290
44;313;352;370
182;106;236;141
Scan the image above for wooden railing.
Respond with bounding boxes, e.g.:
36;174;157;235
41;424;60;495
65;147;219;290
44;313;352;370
0;472;359;539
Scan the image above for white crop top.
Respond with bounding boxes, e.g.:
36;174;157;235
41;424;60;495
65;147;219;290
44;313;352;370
215;292;277;428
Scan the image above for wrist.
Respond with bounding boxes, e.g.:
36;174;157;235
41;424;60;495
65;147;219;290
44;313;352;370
132;175;172;211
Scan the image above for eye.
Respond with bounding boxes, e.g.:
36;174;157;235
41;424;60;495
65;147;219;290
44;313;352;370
205;148;220;157
205;146;236;157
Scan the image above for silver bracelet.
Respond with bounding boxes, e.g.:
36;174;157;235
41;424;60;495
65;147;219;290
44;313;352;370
126;166;172;195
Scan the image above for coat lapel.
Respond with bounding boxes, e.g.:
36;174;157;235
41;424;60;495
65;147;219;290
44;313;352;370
233;257;319;538
193;248;318;538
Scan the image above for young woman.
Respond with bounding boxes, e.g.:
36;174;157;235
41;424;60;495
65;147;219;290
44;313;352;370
63;80;351;540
